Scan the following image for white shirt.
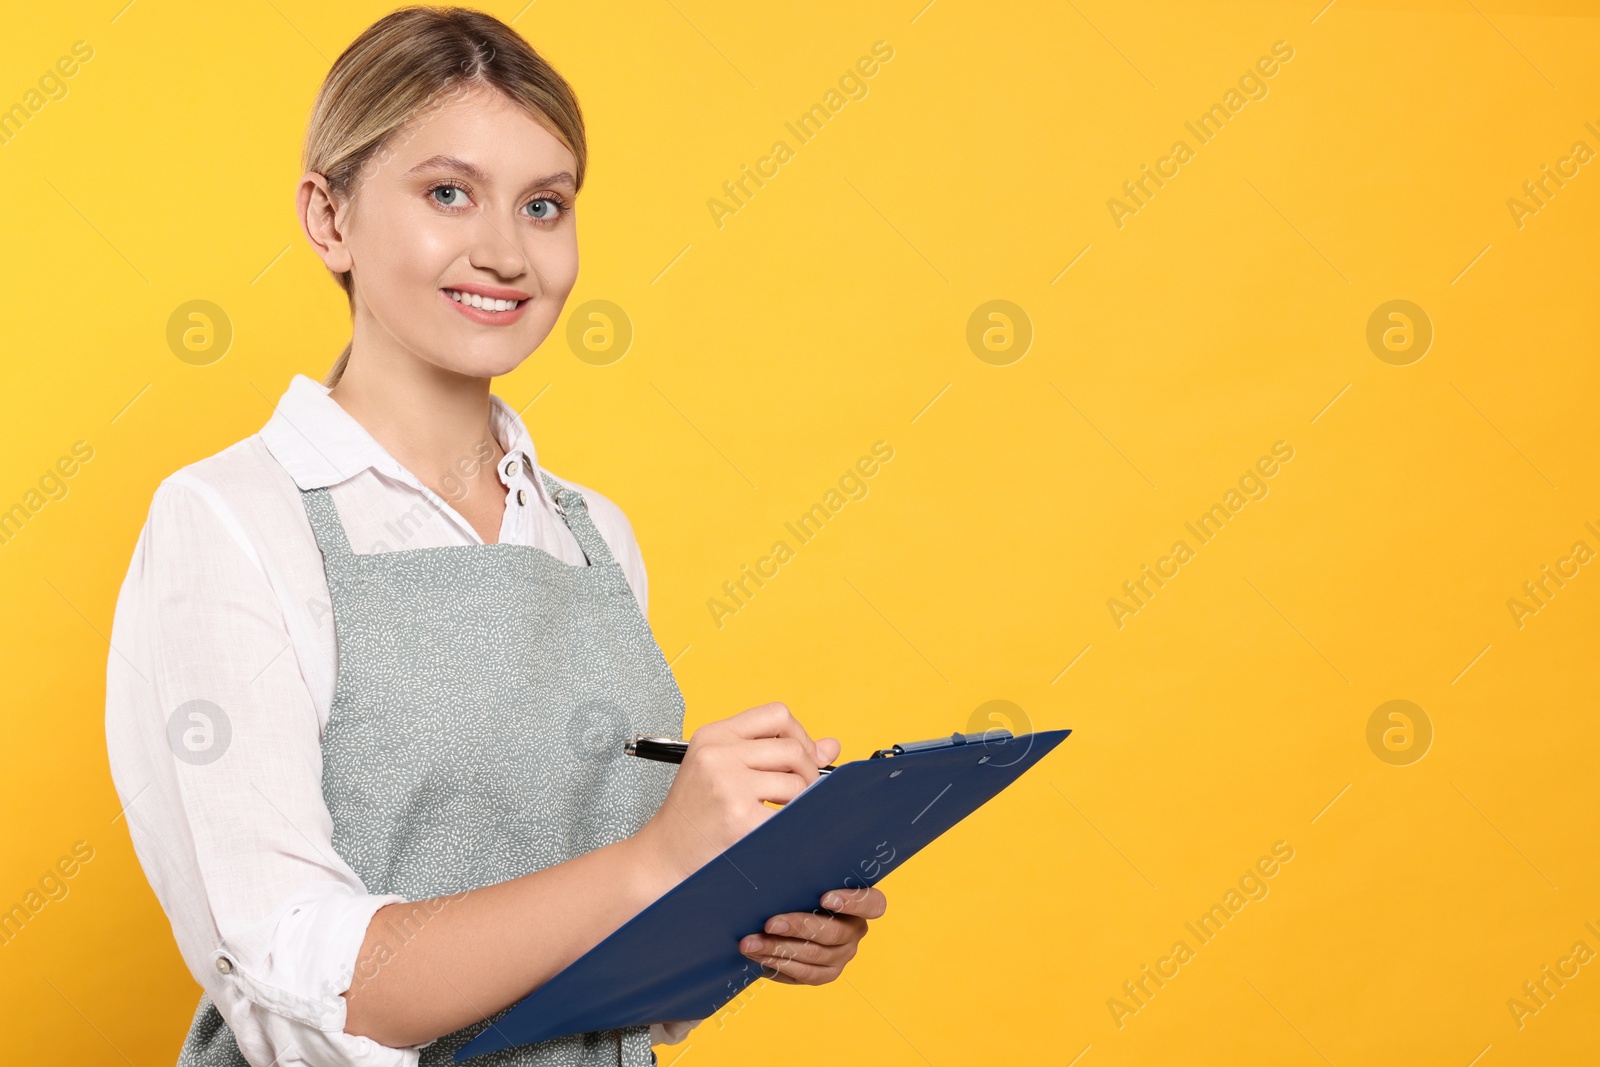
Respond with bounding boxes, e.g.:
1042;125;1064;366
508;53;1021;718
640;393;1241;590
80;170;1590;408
105;373;699;1067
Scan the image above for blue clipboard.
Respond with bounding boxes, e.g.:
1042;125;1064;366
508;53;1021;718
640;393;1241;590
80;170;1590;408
456;727;1071;1061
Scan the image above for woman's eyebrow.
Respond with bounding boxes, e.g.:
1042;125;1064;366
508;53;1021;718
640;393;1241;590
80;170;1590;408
403;154;576;191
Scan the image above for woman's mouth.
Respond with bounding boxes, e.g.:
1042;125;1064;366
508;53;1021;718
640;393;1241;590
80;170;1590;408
441;288;530;325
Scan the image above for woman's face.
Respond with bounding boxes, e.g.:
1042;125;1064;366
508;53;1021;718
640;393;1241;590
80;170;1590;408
306;83;580;379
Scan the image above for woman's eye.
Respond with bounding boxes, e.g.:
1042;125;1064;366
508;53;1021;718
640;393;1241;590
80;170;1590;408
526;197;563;222
431;185;468;208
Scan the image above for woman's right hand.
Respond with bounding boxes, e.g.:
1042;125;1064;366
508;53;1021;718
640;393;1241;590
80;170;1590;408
631;702;840;890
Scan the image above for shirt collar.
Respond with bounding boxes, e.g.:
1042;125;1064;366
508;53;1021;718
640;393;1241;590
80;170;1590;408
258;373;552;509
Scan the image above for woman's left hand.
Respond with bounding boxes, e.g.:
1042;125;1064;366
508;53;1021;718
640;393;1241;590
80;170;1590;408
738;886;888;984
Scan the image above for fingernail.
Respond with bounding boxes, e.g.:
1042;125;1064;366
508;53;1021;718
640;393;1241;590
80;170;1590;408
823;893;841;909
743;937;763;952
767;918;789;934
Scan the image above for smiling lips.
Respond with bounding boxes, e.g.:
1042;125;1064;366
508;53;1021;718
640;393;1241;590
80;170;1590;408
441;285;531;325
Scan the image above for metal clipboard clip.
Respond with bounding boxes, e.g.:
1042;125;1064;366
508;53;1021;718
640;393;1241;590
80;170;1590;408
868;729;1015;759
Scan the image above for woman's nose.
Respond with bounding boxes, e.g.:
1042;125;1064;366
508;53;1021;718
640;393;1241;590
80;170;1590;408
466;208;531;278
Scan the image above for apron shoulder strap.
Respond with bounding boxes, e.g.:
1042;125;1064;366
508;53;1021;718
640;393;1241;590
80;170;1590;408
538;471;616;568
298;486;355;564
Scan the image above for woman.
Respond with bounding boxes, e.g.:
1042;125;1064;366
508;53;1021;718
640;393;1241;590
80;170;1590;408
104;7;885;1065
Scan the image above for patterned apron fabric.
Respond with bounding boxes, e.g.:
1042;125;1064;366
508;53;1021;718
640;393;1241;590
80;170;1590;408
178;472;684;1067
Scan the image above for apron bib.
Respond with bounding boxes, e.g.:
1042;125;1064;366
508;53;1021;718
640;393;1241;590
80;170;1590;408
178;472;684;1067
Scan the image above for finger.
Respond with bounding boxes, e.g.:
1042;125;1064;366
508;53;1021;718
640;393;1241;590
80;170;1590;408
748;953;842;985
745;768;814;806
819;886;888;919
761;910;861;947
740;931;853;965
815;736;842;765
724;703;818;762
736;736;822;778
741;933;856;975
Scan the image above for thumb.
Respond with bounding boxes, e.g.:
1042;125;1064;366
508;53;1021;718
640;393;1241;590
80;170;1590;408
815;736;842;766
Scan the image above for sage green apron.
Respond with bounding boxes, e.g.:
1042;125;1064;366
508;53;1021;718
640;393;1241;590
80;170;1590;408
178;471;684;1066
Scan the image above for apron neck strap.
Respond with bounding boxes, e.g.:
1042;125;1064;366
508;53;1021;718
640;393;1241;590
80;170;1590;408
297;475;617;569
538;471;616;568
299;486;354;562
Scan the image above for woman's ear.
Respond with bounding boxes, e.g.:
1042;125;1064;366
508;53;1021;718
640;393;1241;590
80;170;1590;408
297;171;353;273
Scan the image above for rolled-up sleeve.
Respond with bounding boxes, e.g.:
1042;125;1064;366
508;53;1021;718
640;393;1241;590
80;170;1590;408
106;477;414;1066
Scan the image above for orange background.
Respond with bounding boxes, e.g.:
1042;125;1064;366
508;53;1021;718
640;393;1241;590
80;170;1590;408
1;1;1597;1064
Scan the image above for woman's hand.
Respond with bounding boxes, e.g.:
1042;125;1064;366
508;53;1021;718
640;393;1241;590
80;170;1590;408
632;703;840;891
738;885;888;984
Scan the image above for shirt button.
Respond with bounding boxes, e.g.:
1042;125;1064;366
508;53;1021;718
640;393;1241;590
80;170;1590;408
517;489;528;506
505;459;520;478
215;956;234;975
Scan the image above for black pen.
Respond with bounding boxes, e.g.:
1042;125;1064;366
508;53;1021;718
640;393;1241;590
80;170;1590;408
624;735;836;774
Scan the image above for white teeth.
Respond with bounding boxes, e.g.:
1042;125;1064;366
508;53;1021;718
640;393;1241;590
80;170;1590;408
446;289;520;312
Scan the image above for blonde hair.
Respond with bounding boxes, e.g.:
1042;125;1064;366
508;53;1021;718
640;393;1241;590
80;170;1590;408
302;5;587;387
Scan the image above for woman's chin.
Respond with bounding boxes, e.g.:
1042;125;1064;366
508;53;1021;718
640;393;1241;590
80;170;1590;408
424;347;539;381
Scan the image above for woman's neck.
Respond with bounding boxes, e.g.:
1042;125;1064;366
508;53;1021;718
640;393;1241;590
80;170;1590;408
328;348;507;500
